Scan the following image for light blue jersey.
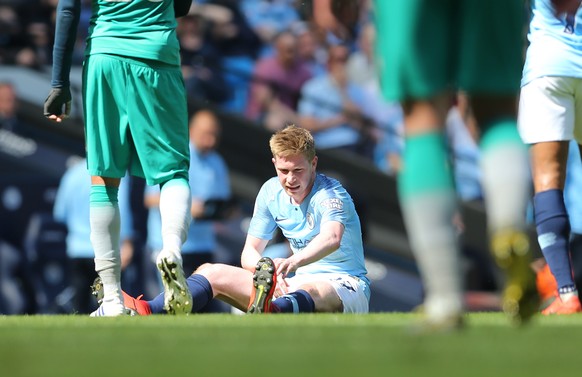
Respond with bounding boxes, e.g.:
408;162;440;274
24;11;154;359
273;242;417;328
521;0;582;86
248;173;368;283
146;144;231;253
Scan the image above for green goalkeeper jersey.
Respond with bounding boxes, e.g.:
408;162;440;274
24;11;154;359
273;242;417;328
86;0;180;66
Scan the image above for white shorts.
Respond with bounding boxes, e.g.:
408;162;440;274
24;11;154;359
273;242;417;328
518;76;582;144
285;273;371;313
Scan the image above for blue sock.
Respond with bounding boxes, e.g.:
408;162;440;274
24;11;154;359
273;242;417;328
534;189;576;293
148;274;213;314
271;289;315;313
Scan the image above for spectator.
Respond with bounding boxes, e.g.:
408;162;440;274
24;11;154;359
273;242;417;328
346;22;376;88
295;23;328;77
0;82;18;132
240;0;302;56
368;99;404;176
298;44;375;159
177;14;229;104
193;0;262;112
15;20;52;70
205;0;263;60
446;93;482;203
246;30;312;130
0;6;22;65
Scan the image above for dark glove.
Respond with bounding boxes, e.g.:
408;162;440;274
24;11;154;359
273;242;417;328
44;87;72;119
174;0;191;18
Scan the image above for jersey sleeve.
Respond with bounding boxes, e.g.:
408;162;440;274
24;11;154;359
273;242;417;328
317;190;350;226
247;182;277;240
51;0;81;88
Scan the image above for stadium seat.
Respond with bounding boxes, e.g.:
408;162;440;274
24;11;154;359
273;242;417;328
23;212;72;313
0;240;32;314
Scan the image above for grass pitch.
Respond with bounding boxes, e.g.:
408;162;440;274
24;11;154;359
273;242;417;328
1;312;581;377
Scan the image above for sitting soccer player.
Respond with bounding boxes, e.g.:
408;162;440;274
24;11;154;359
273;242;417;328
95;125;370;314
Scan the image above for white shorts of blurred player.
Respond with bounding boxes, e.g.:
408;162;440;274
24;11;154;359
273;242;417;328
518;76;582;144
284;273;370;313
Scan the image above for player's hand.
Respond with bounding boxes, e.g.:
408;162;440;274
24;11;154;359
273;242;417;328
274;256;300;278
44;87;72;122
273;275;289;298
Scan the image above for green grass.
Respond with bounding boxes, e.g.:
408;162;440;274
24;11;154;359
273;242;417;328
1;313;581;377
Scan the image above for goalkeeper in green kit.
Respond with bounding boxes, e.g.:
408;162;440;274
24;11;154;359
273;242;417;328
44;0;194;316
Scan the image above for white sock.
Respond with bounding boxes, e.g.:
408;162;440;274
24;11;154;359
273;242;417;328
401;191;464;318
480;144;530;233
90;204;123;306
159;179;191;252
560;290;578;302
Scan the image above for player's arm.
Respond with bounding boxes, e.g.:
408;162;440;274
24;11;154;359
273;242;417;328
240;235;270;272
311;0;361;38
174;0;192;18
44;0;81;121
551;0;582;13
276;220;344;277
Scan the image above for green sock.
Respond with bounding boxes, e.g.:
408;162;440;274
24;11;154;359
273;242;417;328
398;132;455;199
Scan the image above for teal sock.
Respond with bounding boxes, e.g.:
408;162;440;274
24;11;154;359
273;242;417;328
90;184;119;206
398;132;455;198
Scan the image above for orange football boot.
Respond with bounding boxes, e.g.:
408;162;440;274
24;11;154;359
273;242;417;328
122;291;152;316
541;294;582;315
536;263;558;303
91;277;152;315
247;257;277;313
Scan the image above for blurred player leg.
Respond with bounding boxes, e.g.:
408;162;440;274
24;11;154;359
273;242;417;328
461;0;538;324
478;104;539;324
398;123;464;329
374;0;464;330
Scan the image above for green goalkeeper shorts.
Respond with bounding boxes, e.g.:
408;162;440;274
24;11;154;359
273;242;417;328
374;0;525;101
82;54;189;185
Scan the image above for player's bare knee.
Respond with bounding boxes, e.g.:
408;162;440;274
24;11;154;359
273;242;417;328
298;284;342;312
193;262;221;278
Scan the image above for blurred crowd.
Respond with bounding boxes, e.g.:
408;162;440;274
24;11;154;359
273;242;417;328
0;0;420;177
2;1;486;201
0;0;487;199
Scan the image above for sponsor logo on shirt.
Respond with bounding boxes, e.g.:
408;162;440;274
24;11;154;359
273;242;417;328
321;198;343;211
